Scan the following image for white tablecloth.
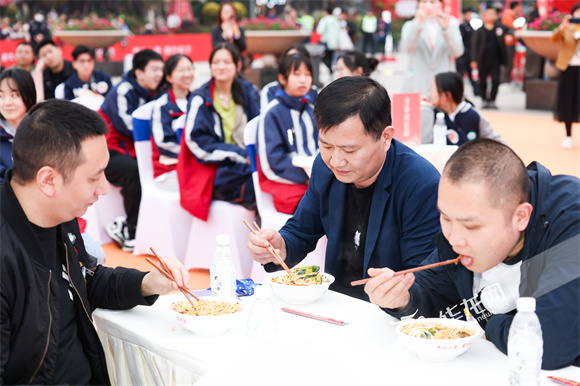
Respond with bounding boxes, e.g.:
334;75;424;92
93;291;579;385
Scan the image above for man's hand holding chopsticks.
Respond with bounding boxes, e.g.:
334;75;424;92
364;268;415;311
141;256;190;297
247;228;287;266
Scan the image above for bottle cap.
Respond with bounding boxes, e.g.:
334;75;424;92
216;234;230;246
516;297;536;312
436;112;445;119
254;284;272;299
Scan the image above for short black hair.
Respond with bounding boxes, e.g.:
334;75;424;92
443;138;530;213
338;50;379;77
509;1;520;9
571;3;580;15
278;54;312;80
36;38;57;53
72;44;95;61
0;69;37;121
132;48;163;72
434;72;464;104
12;99;108;184
314;77;391;141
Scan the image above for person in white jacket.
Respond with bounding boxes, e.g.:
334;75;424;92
400;0;464;97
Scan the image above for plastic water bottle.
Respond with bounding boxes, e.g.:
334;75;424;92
433;112;448;146
210;235;237;299
246;285;277;343
508;297;543;386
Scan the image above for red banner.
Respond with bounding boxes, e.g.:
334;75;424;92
442;0;461;19
1;33;212;68
392;93;421;147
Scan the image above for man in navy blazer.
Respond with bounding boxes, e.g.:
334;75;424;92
248;77;442;300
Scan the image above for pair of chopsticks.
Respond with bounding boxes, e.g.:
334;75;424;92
350;255;463;286
146;247;200;305
243;220;291;274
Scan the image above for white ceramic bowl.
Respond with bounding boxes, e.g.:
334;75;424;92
396;318;484;361
170;297;244;336
265;271;335;305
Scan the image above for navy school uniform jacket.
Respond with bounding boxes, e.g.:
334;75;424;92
63;70;112;100
267;140;442;280
256;90;318;213
99;71;155;158
385;162;580;370
440;101;501;146
177;78;260;220
150;88;190;178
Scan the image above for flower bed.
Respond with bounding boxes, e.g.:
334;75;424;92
526;12;566;31
63;17;118;31
241;17;299;31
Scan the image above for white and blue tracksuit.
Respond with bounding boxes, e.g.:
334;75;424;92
257;90;319;185
182;78;260;203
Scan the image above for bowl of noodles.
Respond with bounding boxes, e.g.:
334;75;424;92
265;266;334;305
170;298;244;336
396;318;484;361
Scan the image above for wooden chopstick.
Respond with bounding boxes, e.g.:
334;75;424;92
147;249;200;302
251;221;290;273
243;220;291;274
350;256;463;286
145;257;196;305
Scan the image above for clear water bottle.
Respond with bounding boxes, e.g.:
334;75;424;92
210;235;237;299
508;297;543;386
246;285;277;343
433;112;448;146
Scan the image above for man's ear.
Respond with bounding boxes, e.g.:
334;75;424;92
513;202;533;232
36;166;59;198
382;125;395;142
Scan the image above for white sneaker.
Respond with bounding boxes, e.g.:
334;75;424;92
561;137;574;149
105;215;135;252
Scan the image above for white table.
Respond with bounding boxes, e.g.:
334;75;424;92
93;291;579;385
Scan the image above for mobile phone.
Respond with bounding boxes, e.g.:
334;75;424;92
570;18;580;24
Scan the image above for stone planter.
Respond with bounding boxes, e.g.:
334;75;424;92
245;30;311;55
53;30;131;49
515;30;562;61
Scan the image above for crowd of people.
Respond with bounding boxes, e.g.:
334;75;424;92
0;1;579;384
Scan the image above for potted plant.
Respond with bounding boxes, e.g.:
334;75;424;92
241;17;308;55
53;16;130;49
515;12;565;60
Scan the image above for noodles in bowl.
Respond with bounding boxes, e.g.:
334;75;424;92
266;266;334;305
271;265;329;286
396;318;483;361
400;321;476;340
170;298;243;336
171;299;242;316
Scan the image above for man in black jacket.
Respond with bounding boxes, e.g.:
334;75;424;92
470;7;507;109
456;7;479;96
0;99;190;385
